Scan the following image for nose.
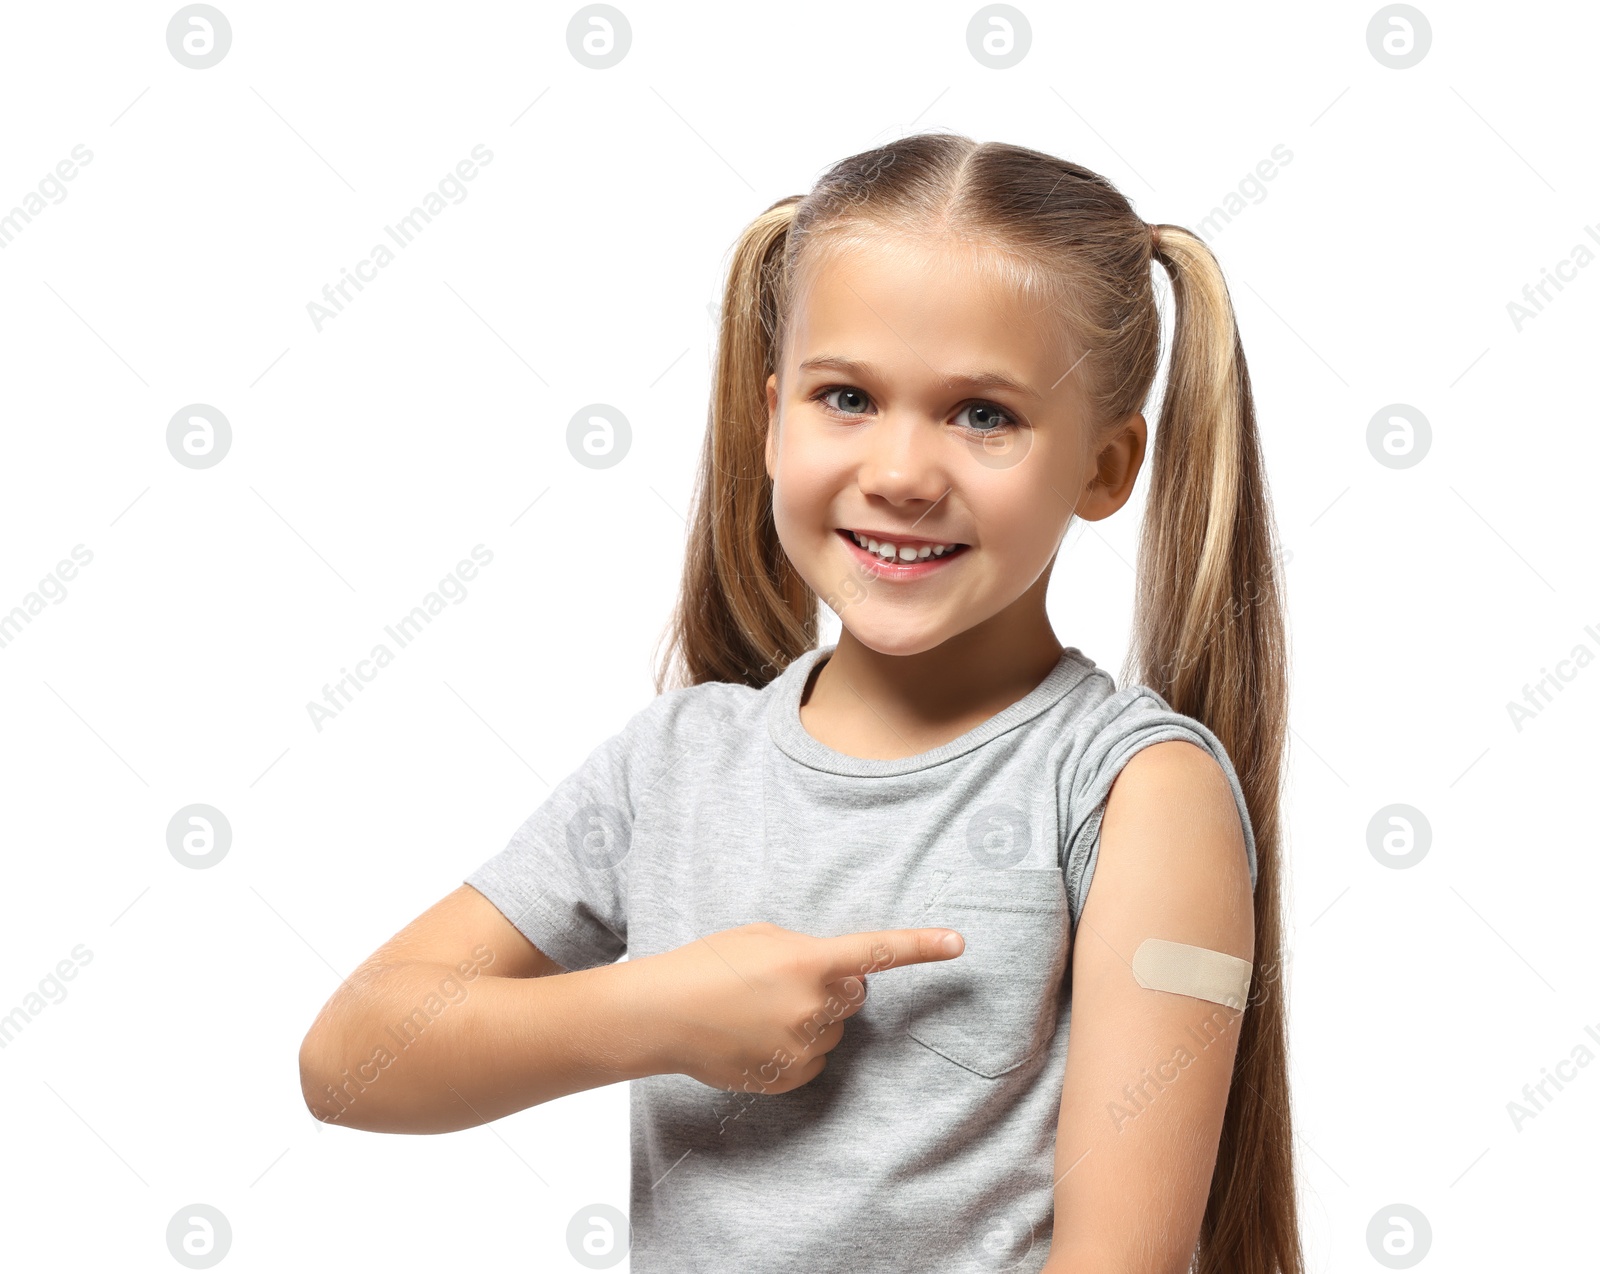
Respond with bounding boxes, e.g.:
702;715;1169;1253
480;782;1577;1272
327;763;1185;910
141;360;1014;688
854;410;953;508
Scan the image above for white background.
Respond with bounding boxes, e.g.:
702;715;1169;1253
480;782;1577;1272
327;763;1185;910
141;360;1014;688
1;1;1595;1269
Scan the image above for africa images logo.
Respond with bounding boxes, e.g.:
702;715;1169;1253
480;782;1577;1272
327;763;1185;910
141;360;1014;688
306;144;494;332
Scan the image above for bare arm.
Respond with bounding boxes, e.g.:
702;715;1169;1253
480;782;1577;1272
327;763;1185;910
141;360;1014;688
297;883;670;1134
1044;741;1256;1273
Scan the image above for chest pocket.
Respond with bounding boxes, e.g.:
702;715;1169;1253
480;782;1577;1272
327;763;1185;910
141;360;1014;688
901;867;1069;1078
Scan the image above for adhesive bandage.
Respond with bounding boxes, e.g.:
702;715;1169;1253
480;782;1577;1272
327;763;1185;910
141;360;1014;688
1131;938;1252;1010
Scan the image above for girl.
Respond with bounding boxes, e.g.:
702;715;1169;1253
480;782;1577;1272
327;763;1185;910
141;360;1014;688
299;132;1299;1274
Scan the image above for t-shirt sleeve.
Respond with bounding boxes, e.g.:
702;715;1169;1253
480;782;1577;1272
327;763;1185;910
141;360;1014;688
1061;686;1258;932
464;694;674;973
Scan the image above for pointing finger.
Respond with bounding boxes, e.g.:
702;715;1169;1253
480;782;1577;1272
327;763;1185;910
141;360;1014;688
818;928;964;982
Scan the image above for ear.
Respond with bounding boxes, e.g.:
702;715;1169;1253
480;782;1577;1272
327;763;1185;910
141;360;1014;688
1075;412;1147;522
764;372;779;481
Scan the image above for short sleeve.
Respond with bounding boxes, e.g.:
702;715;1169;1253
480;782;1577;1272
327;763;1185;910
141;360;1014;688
465;695;672;973
1061;686;1258;932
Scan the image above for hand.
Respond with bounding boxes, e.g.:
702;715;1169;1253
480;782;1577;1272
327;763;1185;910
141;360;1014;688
636;921;965;1095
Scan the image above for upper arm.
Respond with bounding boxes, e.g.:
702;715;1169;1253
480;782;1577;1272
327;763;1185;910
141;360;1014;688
1048;740;1255;1273
359;882;571;981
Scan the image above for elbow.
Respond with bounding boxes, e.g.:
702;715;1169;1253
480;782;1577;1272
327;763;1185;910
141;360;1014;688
298;1031;339;1124
299;1039;372;1130
297;1014;364;1129
296;1020;438;1135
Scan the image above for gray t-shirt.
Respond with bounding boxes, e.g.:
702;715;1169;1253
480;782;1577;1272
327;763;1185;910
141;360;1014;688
466;642;1257;1272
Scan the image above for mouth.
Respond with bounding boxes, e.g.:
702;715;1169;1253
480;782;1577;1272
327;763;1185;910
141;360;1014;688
835;528;972;578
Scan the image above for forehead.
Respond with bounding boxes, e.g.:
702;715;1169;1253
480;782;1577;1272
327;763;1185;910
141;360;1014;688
784;236;1078;397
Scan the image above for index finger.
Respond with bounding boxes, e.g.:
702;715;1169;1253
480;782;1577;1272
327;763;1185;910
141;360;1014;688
817;928;965;981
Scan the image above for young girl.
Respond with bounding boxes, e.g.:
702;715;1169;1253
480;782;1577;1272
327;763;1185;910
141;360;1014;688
299;132;1299;1273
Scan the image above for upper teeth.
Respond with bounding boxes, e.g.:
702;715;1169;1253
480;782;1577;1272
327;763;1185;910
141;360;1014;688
848;531;962;561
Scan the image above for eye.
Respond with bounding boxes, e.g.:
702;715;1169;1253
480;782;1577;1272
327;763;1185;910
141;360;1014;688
814;385;873;416
809;384;1020;434
956;402;1016;434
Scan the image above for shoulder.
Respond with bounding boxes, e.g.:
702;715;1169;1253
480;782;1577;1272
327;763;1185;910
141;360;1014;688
640;647;821;741
1066;674;1214;754
1060;678;1259;891
614;673;768;766
1088;733;1256;957
1052;663;1224;781
647;675;766;734
1115;734;1233;791
1106;739;1251;878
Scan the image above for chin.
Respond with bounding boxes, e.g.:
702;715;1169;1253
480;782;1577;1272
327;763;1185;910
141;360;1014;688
837;619;955;659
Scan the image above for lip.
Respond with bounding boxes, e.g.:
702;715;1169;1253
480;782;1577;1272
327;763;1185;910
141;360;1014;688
835;528;972;579
841;526;967;549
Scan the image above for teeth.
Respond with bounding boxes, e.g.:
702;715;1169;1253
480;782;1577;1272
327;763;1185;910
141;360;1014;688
848;530;962;560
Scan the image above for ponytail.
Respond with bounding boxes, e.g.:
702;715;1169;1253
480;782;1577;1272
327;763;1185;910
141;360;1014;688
653;196;818;692
1138;224;1299;1274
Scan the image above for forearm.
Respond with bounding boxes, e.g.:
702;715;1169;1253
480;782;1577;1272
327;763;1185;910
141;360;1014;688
298;957;669;1134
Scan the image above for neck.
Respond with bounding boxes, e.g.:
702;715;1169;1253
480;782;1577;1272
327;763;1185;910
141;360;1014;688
802;610;1065;759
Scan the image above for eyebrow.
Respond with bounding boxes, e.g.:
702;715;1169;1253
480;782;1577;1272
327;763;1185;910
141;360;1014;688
796;354;1043;401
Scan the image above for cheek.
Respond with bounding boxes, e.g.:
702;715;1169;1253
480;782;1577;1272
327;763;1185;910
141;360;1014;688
771;432;839;523
972;476;1067;561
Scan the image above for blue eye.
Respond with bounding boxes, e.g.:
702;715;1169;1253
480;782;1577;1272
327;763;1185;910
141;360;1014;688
818;386;871;416
810;385;1018;435
956;402;1014;433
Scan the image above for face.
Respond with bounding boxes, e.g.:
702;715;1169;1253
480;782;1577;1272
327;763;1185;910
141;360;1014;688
764;236;1145;657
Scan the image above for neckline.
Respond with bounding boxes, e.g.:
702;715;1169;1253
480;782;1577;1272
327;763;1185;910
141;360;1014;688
766;643;1097;776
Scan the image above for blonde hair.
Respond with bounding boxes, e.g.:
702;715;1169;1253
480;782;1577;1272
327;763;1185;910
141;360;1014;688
653;132;1298;1274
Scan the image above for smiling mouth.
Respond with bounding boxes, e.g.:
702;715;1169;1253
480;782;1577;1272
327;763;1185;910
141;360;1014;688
836;528;972;569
